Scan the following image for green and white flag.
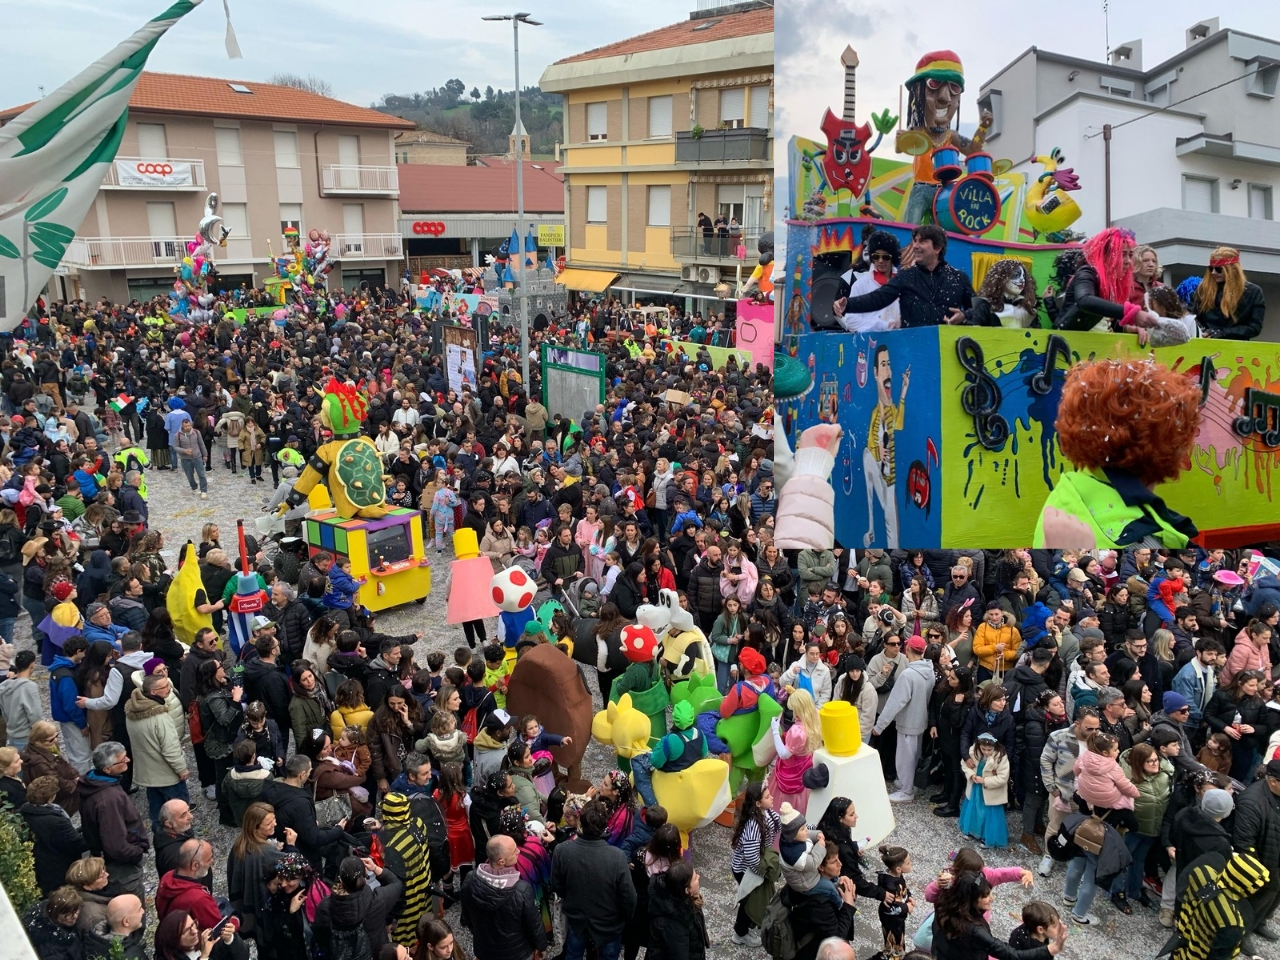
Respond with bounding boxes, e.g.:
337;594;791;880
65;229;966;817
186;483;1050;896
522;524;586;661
0;0;239;330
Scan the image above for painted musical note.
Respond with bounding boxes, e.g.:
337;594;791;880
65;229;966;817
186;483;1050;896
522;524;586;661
1031;334;1071;395
1233;387;1280;447
1197;355;1219;406
956;336;1009;450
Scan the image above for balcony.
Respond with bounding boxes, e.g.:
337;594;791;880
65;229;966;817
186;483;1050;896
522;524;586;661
63;235;256;269
321;164;399;196
671;227;763;264
101;157;206;190
332;233;404;259
675;127;770;164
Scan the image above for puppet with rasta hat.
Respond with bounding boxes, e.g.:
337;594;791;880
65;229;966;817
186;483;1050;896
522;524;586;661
896;49;994;224
283;378;389;519
1036;357;1201;549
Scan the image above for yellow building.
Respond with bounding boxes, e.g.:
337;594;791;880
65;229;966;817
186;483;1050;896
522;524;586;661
540;1;773;307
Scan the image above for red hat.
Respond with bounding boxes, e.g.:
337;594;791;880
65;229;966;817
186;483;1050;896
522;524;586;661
906;634;928;653
739;648;766;676
621;624;658;663
52;581;75;602
10;415;23;425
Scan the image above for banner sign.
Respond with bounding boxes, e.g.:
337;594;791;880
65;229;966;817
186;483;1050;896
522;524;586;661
537;224;565;247
114;159;194;187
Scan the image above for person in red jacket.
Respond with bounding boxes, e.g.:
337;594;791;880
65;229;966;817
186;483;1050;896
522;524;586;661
720;648;776;719
155;839;240;934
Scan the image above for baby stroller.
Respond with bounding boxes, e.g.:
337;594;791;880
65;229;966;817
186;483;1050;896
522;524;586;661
560;576;599;620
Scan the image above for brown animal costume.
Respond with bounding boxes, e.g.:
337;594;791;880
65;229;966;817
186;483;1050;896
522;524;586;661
505;643;593;789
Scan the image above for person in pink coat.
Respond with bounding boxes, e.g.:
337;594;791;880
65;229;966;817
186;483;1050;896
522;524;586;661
574;506;605;581
768;689;822;814
918;847;1034;952
1073;730;1139;832
720;538;759;604
1220;619;1273;687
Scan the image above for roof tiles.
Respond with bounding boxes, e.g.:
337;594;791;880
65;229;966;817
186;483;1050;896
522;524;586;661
397;162;564;215
553;7;772;65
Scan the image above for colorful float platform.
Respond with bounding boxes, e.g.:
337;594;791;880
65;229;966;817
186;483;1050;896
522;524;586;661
304;507;432;611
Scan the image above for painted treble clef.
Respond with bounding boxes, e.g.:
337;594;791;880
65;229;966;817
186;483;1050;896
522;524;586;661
1031;333;1071;395
956;336;1009;450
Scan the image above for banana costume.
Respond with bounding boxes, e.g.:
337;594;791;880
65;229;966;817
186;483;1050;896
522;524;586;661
167;542;213;645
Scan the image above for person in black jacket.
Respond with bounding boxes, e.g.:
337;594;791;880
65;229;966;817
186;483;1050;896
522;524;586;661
311;855;403;960
930;666;976;817
784;842;859;960
647;859;708;960
461;834;547;960
551;799;636;960
1232;760;1280;943
20;775;87;895
1194;247;1267;341
610;563;645;620
469;771;518;854
832;225;975;329
1052;228;1159;336
242;635;292;744
22;887;85;960
260;754;351;874
1018;691;1068;855
815;797;887;904
933;871;1063;960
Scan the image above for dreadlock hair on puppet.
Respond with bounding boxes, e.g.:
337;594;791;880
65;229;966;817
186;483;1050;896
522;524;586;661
1035;357;1202;550
1195;246;1246;322
1049;248;1085;292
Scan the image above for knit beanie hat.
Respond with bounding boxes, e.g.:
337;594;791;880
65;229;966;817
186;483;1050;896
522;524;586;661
778;802;806;839
1162;691;1190;714
381;792;411;825
1201;788;1234;820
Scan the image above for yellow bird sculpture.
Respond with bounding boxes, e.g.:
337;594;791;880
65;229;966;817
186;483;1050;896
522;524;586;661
1025;147;1082;238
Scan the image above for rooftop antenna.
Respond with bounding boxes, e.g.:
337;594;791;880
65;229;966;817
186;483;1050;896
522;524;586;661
37;85;45;99
1103;0;1111;60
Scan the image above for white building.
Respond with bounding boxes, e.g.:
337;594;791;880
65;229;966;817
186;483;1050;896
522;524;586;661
978;18;1280;339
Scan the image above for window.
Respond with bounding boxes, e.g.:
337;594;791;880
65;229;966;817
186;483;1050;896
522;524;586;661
587;185;607;223
220;202;249;239
1182;175;1219;213
1144;70;1177;107
274;130;299;168
587;102;608;141
136;122;167;158
647;185;671;227
648;96;673;139
720;88;745;128
976;90;1003;140
214;126;242;166
279;202;302;238
717;184;744;225
1249;183;1273;220
228;83;253;95
342;203;365;252
748;85;770;130
146;201;178;259
1099;76;1135;98
337;134;360;166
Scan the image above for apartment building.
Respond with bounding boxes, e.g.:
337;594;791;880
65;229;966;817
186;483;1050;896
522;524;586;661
0;73;414;304
978;18;1280;339
540;0;773;306
394;130;470;166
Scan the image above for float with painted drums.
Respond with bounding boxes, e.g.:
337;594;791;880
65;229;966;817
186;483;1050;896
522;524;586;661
965;151;994;180
934;174;1003;236
930;145;962;183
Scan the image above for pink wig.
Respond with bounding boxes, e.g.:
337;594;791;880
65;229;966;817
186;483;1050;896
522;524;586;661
1081;228;1135;304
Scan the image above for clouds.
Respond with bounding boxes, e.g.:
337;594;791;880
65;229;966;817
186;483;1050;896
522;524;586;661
4;0;699;109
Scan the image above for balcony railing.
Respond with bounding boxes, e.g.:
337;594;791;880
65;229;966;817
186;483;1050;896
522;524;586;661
101;157;206;190
321;164;399;196
333;233;404;259
675;127;771;163
63;235;257;269
670;227;763;262
63;236;188;269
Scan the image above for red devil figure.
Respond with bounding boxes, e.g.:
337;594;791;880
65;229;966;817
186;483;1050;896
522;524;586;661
820;110;877;197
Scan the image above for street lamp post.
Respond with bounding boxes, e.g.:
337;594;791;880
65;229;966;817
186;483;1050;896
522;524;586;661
483;11;542;395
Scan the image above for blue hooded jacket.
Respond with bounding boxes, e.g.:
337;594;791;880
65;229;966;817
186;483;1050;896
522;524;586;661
1245;572;1280;618
48;654;86;726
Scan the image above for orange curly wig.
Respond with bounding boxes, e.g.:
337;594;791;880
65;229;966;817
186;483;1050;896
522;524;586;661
1055;358;1201;488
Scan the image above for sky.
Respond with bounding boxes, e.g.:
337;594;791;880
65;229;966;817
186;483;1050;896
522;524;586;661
0;0;702;108
776;1;1280;216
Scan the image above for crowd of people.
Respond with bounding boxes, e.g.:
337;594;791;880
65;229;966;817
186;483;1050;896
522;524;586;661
827;223;1267;342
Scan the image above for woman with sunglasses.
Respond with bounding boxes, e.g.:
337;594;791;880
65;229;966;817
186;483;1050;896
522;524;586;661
1194;245;1266;341
835;231;902;333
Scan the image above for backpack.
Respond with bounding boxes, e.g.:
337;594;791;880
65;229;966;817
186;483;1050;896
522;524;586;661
324;915;371;960
0;537;16;565
225;417;243;439
413;794;452;880
460;706;480;745
1072;809;1110;857
761;890;812;960
186;697;204;745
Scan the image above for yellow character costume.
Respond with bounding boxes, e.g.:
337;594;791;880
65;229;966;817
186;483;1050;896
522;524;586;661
283;378;389;519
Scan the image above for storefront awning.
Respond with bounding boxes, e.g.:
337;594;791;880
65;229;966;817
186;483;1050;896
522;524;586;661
612;273;684;296
555;268;619;293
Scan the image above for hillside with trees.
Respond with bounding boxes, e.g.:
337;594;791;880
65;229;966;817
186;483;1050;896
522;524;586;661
372;83;563;158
